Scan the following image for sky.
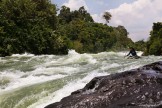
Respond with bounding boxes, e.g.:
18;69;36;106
52;0;162;42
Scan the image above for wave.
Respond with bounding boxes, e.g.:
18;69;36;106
12;52;35;57
28;71;108;108
1;50;161;108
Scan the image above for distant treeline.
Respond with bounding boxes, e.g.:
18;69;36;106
0;0;161;56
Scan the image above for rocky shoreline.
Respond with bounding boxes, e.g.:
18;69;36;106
45;61;162;108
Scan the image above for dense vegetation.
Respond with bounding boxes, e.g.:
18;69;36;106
1;0;154;57
0;0;67;56
134;40;146;52
144;22;162;55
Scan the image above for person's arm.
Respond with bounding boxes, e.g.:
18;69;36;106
127;51;131;56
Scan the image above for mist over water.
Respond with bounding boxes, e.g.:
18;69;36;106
0;50;162;108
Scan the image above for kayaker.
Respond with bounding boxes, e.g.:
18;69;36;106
126;47;137;57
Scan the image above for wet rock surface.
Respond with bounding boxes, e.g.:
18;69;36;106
45;61;162;108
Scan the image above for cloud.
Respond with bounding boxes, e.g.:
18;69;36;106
96;1;104;5
91;14;105;24
63;0;88;11
130;30;150;41
92;0;162;41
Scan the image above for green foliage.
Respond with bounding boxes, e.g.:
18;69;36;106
145;22;162;55
149;38;162;55
0;1;135;56
58;6;71;24
111;26;133;51
134;40;146;51
57;18;133;53
58;6;93;25
0;0;67;56
103;11;112;24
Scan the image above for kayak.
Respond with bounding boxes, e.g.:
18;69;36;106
126;56;141;59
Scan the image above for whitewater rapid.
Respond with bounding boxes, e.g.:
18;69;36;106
0;50;161;108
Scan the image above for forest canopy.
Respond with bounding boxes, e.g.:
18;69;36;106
0;0;160;56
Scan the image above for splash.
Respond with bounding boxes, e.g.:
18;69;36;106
0;50;162;108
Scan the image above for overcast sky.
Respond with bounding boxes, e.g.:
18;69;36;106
52;0;162;42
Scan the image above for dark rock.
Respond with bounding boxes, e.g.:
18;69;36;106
45;61;162;108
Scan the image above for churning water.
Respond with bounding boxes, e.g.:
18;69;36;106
0;50;162;108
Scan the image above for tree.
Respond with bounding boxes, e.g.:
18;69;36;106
77;6;94;22
58;6;94;24
58;6;71;24
145;22;162;55
0;0;67;57
0;1;135;56
103;11;112;24
134;40;146;51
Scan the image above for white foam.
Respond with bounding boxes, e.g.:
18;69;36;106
117;51;128;56
59;50;97;65
137;51;143;56
118;63;143;73
102;51;143;57
0;69;66;92
0;70;24;80
100;63;120;70
82;53;97;64
12;52;34;57
32;66;78;75
28;71;108;108
68;49;79;55
1;50;162;108
63;50;81;64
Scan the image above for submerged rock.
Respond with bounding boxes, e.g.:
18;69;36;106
45;61;162;108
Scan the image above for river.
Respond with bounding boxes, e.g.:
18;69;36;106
0;50;162;108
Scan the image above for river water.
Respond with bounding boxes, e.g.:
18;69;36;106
0;50;162;108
